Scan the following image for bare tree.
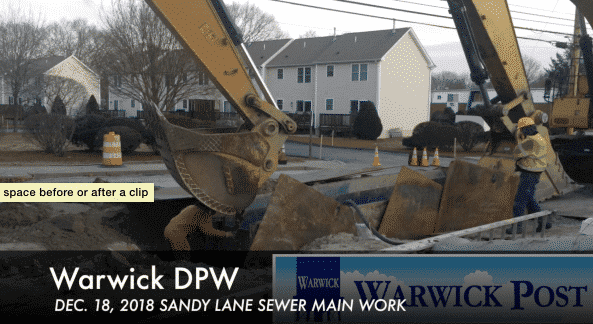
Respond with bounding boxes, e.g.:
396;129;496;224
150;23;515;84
43;75;88;115
431;71;466;90
299;30;318;38
44;19;107;70
99;0;217;112
522;55;543;86
226;1;290;43
0;5;47;108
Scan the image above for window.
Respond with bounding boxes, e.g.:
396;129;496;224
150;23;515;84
9;97;13;105
223;101;234;112
296;100;304;112
183;100;187;109
305;67;311;83
277;99;283;110
360;64;367;81
437;95;442;100
278;69;283;79
447;94;454;102
298;68;303;83
327;65;334;77
350;100;359;114
326;99;333;111
131;99;135;108
113;75;121;87
114;100;119;110
198;71;208;85
304;101;312;112
352;64;367;81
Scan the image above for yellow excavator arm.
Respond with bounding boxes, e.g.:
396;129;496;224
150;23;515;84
142;0;296;216
448;0;593;134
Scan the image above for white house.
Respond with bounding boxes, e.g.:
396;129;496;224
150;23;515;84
253;28;436;138
0;55;100;115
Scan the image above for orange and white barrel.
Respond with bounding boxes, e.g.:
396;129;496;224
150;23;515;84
103;132;122;166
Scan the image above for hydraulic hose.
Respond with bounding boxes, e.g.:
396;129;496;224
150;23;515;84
343;200;402;246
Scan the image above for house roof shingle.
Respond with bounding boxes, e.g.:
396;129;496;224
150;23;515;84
313;28;409;64
265;35;337;68
30;55;67;74
244;38;292;67
264;28;412;68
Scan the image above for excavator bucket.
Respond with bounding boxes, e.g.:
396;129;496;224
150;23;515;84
250;174;358;251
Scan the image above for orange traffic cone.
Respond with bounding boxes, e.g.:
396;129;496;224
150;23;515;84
421;147;429;167
409;147;418;166
372;146;381;167
431;148;440;167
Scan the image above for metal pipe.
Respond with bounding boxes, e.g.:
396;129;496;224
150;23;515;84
344;200;403;245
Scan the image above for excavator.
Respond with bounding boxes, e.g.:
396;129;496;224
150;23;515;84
141;0;296;251
140;0;592;252
446;0;593;199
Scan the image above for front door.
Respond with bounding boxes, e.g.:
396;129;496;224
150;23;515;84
350;100;358;114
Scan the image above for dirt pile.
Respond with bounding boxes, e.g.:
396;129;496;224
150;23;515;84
0;202;136;250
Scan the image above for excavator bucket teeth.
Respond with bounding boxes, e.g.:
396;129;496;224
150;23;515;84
142;101;279;216
378;166;442;240
250;174;358;251
436;160;519;233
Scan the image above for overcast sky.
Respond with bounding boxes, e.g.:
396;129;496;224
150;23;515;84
0;0;583;73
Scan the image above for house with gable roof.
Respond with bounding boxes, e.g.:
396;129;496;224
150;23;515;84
0;55;100;116
253;27;436;137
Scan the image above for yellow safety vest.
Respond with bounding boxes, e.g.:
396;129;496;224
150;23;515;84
514;133;548;172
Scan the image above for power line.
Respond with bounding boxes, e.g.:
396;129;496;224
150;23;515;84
508;2;574;15
390;0;573;27
272;0;562;44
422;0;574;22
331;0;572;36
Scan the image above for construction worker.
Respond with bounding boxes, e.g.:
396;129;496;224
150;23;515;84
506;117;552;234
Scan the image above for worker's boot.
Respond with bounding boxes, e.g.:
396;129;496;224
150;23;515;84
536;218;552;233
506;223;523;235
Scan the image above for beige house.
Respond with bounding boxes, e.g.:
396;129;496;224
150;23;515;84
0;55;100;115
252;28;436;137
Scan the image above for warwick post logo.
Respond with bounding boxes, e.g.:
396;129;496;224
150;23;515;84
293;257;343;321
297;276;340;289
